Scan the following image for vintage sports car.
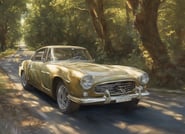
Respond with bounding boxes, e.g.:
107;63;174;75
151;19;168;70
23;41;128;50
19;45;150;113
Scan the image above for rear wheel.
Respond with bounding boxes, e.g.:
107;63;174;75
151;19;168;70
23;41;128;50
20;71;31;90
56;81;79;114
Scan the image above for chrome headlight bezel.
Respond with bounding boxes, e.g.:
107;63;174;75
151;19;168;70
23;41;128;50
139;73;149;85
80;75;94;90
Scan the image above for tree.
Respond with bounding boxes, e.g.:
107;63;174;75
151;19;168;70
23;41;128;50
127;0;171;69
172;0;185;66
126;0;185;86
126;1;171;81
158;0;185;67
0;0;27;51
85;0;115;56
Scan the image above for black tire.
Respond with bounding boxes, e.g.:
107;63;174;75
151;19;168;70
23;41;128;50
20;71;31;90
56;81;79;114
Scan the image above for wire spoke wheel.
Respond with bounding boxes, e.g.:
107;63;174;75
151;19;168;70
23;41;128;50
56;81;79;114
57;84;69;110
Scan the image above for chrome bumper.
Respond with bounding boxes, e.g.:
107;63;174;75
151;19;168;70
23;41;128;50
68;86;150;104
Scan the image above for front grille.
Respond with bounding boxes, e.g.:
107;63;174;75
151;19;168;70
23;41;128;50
95;81;135;96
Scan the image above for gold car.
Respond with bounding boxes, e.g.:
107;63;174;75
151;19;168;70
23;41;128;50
19;45;149;113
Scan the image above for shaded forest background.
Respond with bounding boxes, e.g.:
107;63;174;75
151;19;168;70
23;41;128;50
0;0;185;89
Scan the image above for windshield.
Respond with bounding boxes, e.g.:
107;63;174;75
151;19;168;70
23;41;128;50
52;48;92;61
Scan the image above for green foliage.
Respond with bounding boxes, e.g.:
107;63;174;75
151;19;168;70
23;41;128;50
24;0;137;59
158;0;185;65
24;0;97;54
22;0;185;88
0;0;27;51
105;7;135;55
0;49;16;59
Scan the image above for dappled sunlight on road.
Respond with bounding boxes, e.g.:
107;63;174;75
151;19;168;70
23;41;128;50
142;94;185;123
114;122;164;134
46;123;81;134
163;111;183;121
142;99;184;121
40;106;54;113
26;100;39;107
18;87;185;134
142;99;167;108
21;116;43;127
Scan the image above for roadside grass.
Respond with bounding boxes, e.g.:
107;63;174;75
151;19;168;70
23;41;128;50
0;69;21;133
0;67;44;133
0;49;16;59
0;70;14;94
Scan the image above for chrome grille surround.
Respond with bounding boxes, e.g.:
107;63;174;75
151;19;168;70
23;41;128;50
95;81;135;96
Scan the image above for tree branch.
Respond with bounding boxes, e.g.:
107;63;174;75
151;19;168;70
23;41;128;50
74;7;89;13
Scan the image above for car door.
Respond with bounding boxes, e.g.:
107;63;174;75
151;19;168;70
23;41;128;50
40;48;53;93
28;48;47;89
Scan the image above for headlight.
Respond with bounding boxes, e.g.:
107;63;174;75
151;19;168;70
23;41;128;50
80;75;94;90
139;73;149;85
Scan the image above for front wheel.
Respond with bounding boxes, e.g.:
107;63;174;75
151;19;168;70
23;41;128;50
56;81;79;114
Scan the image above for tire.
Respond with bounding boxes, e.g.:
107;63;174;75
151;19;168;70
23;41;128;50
20;71;31;90
56;81;79;114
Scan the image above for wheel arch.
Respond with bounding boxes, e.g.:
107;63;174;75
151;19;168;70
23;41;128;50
19;66;24;77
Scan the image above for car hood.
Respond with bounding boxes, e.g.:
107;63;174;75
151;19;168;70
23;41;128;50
55;62;145;79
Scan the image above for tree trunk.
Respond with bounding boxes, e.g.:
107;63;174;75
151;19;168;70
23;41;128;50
127;0;173;70
85;0;114;56
126;0;185;86
0;25;7;51
0;36;6;51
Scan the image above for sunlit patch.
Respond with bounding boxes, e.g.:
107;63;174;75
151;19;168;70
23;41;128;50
21;117;43;127
143;100;185;122
127;125;153;133
71;70;83;77
29;101;39;107
114;122;164;134
23;99;39;107
22;93;39;100
169;102;183;108
163;111;183;121
48;124;80;134
113;122;127;129
144;100;168;108
10;98;21;105
139;44;154;70
55;110;63;115
40;106;54;112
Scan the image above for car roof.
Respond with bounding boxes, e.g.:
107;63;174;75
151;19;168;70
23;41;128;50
39;45;86;50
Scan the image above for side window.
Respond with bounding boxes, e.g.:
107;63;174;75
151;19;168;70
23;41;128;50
31;49;45;61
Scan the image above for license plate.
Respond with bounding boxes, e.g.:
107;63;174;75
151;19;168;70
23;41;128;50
116;96;131;103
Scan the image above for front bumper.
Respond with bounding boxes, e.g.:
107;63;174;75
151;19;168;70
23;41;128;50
68;86;150;104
